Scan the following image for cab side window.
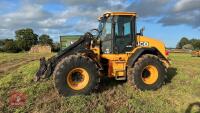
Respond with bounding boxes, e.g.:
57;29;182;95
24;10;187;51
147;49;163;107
114;16;133;53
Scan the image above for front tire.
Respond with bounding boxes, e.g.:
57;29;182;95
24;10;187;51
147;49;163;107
130;54;166;90
53;55;99;96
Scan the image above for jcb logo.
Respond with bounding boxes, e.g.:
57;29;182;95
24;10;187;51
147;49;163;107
137;42;149;47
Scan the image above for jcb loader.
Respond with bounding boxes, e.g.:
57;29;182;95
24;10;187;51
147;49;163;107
36;12;170;96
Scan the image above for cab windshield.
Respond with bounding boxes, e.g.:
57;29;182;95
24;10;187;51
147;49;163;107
98;16;112;40
98;16;112;53
98;16;108;34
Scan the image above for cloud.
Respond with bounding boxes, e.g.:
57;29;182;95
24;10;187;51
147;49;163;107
126;0;200;28
158;0;200;28
159;10;200;28
174;0;200;12
0;3;51;29
0;29;14;38
127;0;171;17
73;19;98;33
0;0;199;40
0;0;126;36
35;0;126;8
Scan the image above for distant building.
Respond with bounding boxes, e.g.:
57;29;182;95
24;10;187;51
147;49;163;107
29;45;51;53
60;35;81;50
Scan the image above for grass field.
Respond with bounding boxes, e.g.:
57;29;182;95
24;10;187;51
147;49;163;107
0;53;199;113
0;53;53;75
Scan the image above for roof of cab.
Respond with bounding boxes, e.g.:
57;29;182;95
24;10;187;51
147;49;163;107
98;12;137;20
103;12;137;16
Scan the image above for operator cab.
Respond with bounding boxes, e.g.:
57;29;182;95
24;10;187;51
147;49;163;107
98;12;137;54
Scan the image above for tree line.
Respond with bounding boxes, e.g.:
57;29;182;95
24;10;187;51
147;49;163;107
1;30;199;53
176;37;200;50
0;28;60;53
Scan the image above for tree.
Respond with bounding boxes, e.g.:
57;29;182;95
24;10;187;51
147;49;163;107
0;40;4;46
15;28;38;51
0;40;5;52
176;37;190;49
52;42;60;52
193;41;200;50
3;39;21;53
38;34;53;46
190;39;200;50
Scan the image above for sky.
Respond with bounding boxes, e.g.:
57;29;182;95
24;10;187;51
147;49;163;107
0;0;199;47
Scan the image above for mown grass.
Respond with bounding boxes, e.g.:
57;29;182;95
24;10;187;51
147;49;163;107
0;53;54;76
0;53;199;113
0;53;52;64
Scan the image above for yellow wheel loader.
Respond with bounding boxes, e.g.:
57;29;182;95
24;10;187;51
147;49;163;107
36;12;170;96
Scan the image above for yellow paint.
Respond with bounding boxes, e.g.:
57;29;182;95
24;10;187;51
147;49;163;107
100;48;143;78
101;54;128;60
136;35;168;59
96;12;169;78
141;65;158;85
98;12;136;20
99;36;169;78
66;68;89;90
108;60;126;77
105;12;136;16
101;55;127;77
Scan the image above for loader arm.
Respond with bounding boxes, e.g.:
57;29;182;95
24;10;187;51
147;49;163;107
35;33;95;80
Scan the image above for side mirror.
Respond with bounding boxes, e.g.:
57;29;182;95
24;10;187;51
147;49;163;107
137;27;145;36
140;27;145;36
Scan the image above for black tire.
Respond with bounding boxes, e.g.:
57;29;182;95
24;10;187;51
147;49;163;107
130;54;166;90
53;55;99;96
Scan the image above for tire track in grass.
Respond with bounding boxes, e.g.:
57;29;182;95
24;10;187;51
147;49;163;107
0;53;54;76
0;58;39;75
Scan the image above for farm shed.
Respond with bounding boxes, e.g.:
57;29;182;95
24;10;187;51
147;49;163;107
29;45;51;53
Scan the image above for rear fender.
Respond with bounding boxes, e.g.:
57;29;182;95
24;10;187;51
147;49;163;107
127;47;169;67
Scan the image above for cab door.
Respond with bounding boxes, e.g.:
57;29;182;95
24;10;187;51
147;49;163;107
113;16;136;53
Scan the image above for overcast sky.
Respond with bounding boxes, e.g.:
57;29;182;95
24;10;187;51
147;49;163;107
0;0;199;47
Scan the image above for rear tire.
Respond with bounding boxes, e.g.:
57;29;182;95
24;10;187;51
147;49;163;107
130;54;166;90
53;55;99;96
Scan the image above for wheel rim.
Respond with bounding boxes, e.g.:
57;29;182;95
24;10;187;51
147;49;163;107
66;68;89;90
141;65;158;85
